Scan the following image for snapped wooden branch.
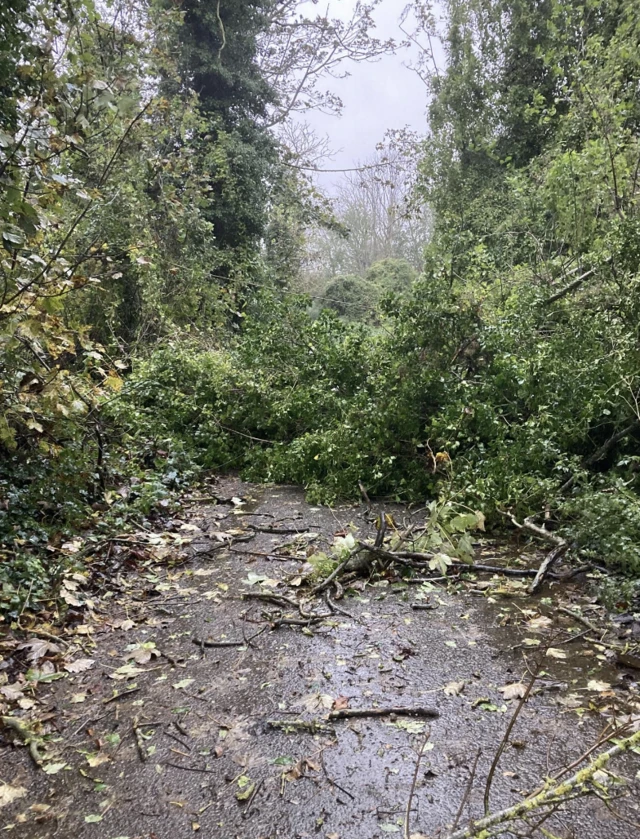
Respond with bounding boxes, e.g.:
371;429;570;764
502;512;568;593
310;545;364;595
543;267;596;305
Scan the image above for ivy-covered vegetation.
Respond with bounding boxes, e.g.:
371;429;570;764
2;0;640;617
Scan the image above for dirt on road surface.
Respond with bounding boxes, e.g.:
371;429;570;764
1;478;639;839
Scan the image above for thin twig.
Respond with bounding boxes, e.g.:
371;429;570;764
404;728;431;839
102;687;141;704
329;706;439;721
452;748;482;832
483;663;540;815
557;606;601;634
165;761;216;773
325;586;356;620
192;627;266;648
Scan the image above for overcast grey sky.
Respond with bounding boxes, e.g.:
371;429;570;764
297;1;442;188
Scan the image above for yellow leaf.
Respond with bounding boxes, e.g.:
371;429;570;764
104;372;123;392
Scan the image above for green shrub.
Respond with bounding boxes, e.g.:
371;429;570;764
322;274;380;321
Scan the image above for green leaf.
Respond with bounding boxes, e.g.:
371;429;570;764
43;762;68;775
84;814;103;823
172;678;194;690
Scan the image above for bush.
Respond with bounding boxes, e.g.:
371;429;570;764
365;258;416;293
322;274;380;321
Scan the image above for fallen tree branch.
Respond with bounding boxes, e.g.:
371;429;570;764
444;728;640;839
529;543;569;593
383;549;565;580
500;512;568;593
247;525;318;535
457;562;552;578
192;637;250;648
265;613;332;628
310;546;364;595
484;664;540;815
267;718;333;734
328;706;440;721
503;511;565;546
543;267;596;305
192;626;266;648
394;549;436;561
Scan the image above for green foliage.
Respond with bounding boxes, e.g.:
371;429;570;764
591;575;639;613
161;0;278;271
0;0;281;613
322;275;379;321
365;258;417;293
320;260;416;323
392;501;485;574
561;486;640;575
306;552;338;583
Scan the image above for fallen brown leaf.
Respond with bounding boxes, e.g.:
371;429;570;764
64;658;95;673
498;682;527;700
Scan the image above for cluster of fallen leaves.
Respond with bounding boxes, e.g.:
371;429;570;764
0;505;249;709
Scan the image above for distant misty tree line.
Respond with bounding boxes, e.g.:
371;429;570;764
298;131;432;319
